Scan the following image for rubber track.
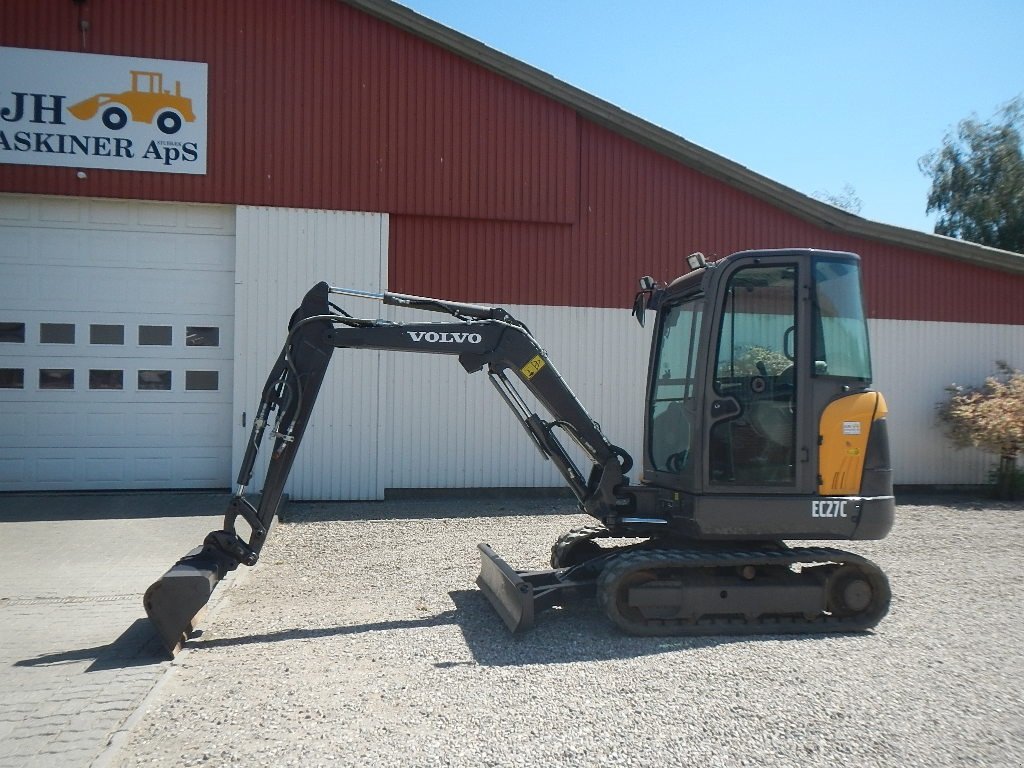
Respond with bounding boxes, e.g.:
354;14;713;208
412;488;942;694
596;546;891;636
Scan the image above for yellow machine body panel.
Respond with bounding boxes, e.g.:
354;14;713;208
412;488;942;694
818;392;888;495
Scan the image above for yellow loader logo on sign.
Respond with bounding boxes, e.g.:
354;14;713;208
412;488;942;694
68;70;196;135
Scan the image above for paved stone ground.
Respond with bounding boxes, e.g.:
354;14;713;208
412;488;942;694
0;493;231;768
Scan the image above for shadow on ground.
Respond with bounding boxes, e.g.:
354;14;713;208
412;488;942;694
280;496;579;523
172;590;828;666
0;491;229;522
15;619;170;671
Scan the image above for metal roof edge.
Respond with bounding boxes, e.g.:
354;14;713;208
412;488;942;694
341;0;1024;275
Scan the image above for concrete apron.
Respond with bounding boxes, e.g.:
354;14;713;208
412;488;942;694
0;491;244;768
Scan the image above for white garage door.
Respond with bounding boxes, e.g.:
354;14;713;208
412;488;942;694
0;195;235;491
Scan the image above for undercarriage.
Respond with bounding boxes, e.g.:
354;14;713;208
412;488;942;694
478;526;890;636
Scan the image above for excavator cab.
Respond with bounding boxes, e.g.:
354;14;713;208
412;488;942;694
639;249;892;541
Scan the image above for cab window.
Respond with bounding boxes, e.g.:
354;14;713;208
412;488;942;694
813;260;871;380
649;296;703;473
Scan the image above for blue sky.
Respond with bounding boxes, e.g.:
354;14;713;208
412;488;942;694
400;0;1022;234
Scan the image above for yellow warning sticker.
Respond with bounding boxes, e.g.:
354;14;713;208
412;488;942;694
521;355;546;380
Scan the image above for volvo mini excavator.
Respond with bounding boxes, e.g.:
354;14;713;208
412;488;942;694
145;248;895;655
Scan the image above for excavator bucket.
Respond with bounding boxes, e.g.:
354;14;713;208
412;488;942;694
144;542;237;657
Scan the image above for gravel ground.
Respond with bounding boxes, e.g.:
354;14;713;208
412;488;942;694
114;497;1023;768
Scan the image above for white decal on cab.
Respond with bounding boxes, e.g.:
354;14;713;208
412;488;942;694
811;499;848;518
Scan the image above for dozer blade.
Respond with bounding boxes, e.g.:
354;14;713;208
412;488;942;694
144;544;236;657
476;543;597;633
476;543;536;633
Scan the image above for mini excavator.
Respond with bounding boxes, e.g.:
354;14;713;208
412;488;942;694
145;248;894;655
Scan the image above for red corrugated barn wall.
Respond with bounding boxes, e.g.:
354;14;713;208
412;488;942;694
3;0;1022;324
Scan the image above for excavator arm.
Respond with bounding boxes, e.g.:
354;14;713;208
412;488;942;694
145;281;632;654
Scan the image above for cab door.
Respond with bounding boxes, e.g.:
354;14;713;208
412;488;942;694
702;256;814;494
645;290;706;491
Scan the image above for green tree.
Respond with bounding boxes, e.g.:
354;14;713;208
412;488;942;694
919;97;1024;253
936;361;1024;499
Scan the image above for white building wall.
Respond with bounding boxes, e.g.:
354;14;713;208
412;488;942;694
869;318;1024;486
378;304;653;491
378;314;1024;495
378;315;1024;495
233;206;388;500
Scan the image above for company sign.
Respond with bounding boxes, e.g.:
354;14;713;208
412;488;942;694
0;47;207;175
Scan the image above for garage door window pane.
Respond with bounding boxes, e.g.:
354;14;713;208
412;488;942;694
0;323;25;343
0;369;25;388
90;324;124;345
40;369;74;389
185;370;218;390
89;369;123;390
139;325;172;345
41;323;76;344
186;327;219;347
138;370;172;390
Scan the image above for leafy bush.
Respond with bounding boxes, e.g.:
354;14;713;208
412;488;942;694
936;361;1024;499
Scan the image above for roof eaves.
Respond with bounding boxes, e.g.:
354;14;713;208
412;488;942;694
341;0;1024;276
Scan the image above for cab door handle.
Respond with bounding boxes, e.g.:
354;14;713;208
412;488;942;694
710;398;740;419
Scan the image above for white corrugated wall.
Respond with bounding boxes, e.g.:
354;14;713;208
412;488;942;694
378;303;653;491
233;206;388;499
869;318;1024;486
